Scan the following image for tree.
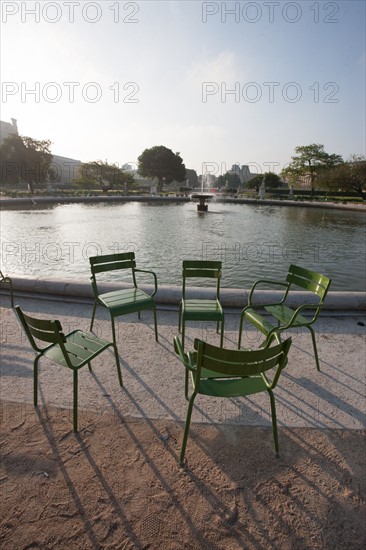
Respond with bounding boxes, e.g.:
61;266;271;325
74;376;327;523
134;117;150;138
0;134;53;192
185;168;199;188
216;172;241;189
137;146;186;192
74;160;134;191
246;172;282;190
317;155;366;200
281;144;343;194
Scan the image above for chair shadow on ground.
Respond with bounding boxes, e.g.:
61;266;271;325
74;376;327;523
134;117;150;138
32;373;365;550
35;376;231;550
0;348;34;377
88;357;364;546
35;386;143;550
2;299;365;546
90;365;299;549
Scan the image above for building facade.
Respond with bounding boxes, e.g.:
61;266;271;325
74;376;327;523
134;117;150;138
0;118;19;142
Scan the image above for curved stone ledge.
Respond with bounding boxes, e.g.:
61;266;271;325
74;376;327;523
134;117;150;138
3;276;365;311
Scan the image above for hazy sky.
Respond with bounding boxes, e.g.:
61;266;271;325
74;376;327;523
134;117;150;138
1;0;365;176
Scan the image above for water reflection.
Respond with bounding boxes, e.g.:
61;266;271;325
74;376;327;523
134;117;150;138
0;202;365;291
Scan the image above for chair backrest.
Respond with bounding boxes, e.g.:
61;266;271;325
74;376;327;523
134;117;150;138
193;337;291;386
89;252;137;291
15;306;66;353
182;260;222;300
286;264;331;302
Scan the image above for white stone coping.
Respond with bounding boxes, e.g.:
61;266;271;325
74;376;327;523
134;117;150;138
3;276;365;311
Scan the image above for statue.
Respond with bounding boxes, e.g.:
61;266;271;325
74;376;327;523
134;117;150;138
258;176;266;200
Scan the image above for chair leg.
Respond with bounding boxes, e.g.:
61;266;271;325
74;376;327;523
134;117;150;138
308;325;321;372
180;392;197;466
33;356;40;406
111;316;123;387
181;321;190;399
73;369;78;432
268;389;279;457
178;302;182;333
90;301;97;330
153;305;158;342
238;311;245;349
9;279;14;308
220;316;225;348
181;318;185;351
184;369;189;400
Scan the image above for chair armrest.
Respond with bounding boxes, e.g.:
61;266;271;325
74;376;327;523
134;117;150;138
261;362;287;390
134;268;158;297
248;279;289;307
173;336;196;372
260;337;291;389
282;302;323;328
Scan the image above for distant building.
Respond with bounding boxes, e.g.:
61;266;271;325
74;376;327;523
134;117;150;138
50;155;81;185
0;118;81;185
0;118;19;142
229;164;256;184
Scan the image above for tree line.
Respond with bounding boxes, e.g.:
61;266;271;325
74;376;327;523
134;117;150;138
0;134;365;198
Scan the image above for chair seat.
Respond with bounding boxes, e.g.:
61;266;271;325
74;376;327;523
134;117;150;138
45;330;112;369
98;288;154;316
245;305;308;335
265;304;308;326
244;308;276;335
182;299;223;321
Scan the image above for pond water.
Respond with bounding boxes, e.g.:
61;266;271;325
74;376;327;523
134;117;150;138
1;201;365;291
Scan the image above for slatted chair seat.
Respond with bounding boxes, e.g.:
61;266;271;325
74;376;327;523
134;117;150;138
97;288;155;315
243;310;277;334
44;331;112;368
265;304;310;326
182;298;223;320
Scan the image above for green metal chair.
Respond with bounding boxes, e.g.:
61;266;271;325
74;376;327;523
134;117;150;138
89;252;158;364
0;269;14;308
238;264;331;371
15;306;122;431
179;260;224;396
174;336;292;465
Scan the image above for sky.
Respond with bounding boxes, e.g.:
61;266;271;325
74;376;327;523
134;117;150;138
1;0;365;176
